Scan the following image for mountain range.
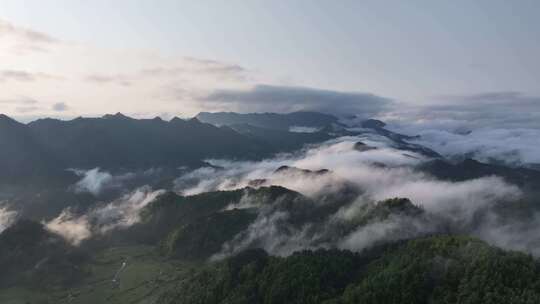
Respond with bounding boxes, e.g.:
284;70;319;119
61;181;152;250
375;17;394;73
0;111;438;184
1;110;540;303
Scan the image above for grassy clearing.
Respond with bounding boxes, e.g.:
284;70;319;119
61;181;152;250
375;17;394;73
0;245;196;304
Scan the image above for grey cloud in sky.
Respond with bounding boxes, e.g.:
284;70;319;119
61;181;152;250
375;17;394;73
183;56;245;71
139;67;186;77
0;19;57;43
84;58;247;88
201;85;392;117
185;56;246;74
0;70;62;83
84;74;132;87
2;97;41;113
0;96;38;105
141;59;247;81
0;97;68;115
15;106;39;113
52;102;69;112
198;63;246;80
0;19;59;54
0;70;35;82
202;63;245;74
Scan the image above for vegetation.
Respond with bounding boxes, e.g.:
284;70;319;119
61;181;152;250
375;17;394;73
2;174;540;303
134;186;308;245
158;235;540;304
159;209;257;260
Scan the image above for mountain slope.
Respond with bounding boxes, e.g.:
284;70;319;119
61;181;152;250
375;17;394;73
0;115;60;183
158;235;540;304
196;111;339;131
132;186;309;250
419;158;540;187
27;114;271;169
229;123;333;152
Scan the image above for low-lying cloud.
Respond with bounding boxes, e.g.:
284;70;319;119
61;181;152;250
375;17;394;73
289;126;321;133
25;130;539;258
174;135;423;197
383;91;540;166
69;167;153;196
45;186;164;245
44;209;92;245
170;134;533;258
71;168;114;195
404;128;540;165
0;206;17;234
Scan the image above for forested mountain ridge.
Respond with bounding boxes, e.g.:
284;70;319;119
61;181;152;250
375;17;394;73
159;235;540;304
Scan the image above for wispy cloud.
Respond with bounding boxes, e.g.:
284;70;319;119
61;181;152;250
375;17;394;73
0;207;18;234
0;19;58;54
0;20;56;43
15;106;40;113
45;186;164;245
0;96;38;105
198;135;525;258
83;74;132;86
142;57;247;81
0;70;62;83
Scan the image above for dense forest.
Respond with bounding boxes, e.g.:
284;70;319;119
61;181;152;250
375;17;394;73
159;236;540;304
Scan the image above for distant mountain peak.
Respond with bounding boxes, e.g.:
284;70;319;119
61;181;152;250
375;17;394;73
0;114;23;127
0;114;15;122
170;116;188;125
102;112;130;120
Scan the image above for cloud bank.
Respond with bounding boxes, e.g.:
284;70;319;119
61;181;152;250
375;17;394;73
201;85;392;118
169;134;533;258
383;91;540;166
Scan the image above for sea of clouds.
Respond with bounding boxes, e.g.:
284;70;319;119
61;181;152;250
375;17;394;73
381;92;540;167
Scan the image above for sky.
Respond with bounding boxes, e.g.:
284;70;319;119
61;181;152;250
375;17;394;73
0;0;539;121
